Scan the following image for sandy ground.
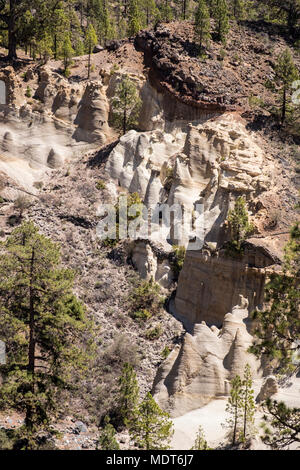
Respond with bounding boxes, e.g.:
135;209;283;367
172;399;228;450
171;377;300;450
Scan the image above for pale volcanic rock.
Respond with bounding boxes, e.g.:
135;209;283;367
73;81;110;144
152;296;261;417
127;240;174;288
256;376;279;403
0;68;112;194
106;113;267;246
0;66;26;107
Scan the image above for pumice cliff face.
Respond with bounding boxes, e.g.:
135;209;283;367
152;296;261;417
0;66;112;196
105;112;267;247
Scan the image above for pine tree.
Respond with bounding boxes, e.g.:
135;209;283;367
225;375;243;446
212;0;230;43
274;48;299;124
191;425;210;449
231;0;245;22
62;33;74;75
118;362;140;426
160;0;173;22
98;416;120;450
181;0;189;20
241;364;255;440
142;0;158;26
250;220;300;449
194;0;211;50
261;400;300;449
251;223;300;370
129;392;174;450
227;196;254;252
261;0;300;36
37;33;53;64
0;222;94;448
0;0;71;60
102;1;116;44
50;3;70;60
110;74;142;134
128;0;142;37
93;0;115;45
75;39;85;57
85;23;98;79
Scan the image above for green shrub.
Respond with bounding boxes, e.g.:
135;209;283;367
25;86;32;98
218;48;227;61
226;196;254;254
0;429;15;450
163;167;175;192
128;278;164;322
96;179;106;190
130;309;152;322
110;64;120;75
248;95;265;108
33;181;44;190
102;192;143;247
171;245;186;277
161;346;171;359
145;325;163;340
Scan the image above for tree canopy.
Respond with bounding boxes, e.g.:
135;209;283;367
0;221;95;448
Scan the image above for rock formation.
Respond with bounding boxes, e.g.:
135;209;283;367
126;240;174;288
135;26;245;111
106;113;267;246
0;67;112;196
152;296;261;417
256;376;278;403
174;242;279;328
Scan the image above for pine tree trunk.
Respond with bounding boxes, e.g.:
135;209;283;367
8;25;17;60
54;34;57;60
88;45;91;79
7;0;17;60
282;87;287;124
26;247;36;431
288;5;296;36
145;409;150;450
80;1;84;27
123;90;127;135
232;404;237;446
243;384;248;439
123;107;127;135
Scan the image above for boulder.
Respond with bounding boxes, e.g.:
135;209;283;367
93;44;104;53
73;421;88;434
256;376;278;403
